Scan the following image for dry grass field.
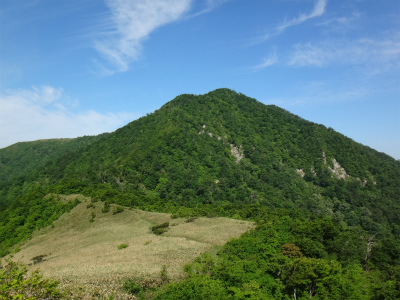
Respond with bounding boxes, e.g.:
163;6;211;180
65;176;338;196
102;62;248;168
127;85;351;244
11;195;254;299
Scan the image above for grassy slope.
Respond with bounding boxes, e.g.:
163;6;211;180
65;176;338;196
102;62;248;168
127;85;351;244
11;195;254;297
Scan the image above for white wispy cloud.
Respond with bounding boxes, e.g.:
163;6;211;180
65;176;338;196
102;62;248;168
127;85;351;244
276;0;327;33
287;35;400;72
252;51;278;72
94;0;191;74
260;0;327;41
0;86;136;148
190;0;231;17
317;11;360;28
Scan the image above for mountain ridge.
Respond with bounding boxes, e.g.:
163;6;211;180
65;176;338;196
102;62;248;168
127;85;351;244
1;88;399;253
0;134;107;183
1;88;399;299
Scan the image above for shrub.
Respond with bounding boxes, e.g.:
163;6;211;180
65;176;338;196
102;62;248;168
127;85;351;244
112;205;124;215
31;254;48;265
160;265;169;283
123;279;142;294
153;276;229;300
152;227;169;235
0;258;63;299
89;211;96;223
118;243;129;250
151;222;170;235
102;202;110;213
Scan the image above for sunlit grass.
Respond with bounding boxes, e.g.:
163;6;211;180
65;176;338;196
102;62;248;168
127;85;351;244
12;195;254;298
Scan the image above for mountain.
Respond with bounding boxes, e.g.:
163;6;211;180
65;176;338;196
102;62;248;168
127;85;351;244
1;88;399;299
1;88;400;245
0;134;107;183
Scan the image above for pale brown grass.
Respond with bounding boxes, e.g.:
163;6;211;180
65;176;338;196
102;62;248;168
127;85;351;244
12;195;254;298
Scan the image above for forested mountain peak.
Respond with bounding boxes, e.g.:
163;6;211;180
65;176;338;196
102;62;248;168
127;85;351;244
2;89;399;232
1;89;399;298
0;89;399;238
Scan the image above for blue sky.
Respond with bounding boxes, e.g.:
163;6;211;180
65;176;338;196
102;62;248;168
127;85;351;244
1;0;399;159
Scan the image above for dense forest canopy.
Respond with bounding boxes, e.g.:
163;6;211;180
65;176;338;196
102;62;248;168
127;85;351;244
0;88;399;299
0;134;107;183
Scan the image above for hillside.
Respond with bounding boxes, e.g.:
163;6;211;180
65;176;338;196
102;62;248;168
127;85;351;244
11;194;253;298
1;89;400;251
0;134;107;184
1;88;399;299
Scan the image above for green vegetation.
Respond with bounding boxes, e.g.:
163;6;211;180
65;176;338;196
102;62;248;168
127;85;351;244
0;88;399;298
117;243;129;250
89;211;96;223
160;265;169;283
102;202;111;213
0;192;80;257
0;258;63;299
151;222;170;235
112;205;124;215
31;254;48;265
154;208;400;300
3;89;397;232
10;200;251;297
185;217;197;223
0;135;106;184
123;279;142;295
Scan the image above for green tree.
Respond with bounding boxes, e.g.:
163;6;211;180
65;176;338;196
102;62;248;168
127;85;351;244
0;259;63;299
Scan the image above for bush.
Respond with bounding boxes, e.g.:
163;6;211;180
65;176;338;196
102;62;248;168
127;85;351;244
118;243;129;250
154;276;230;300
160;265;169;283
89;211;96;223
123;279;142;294
152;228;169;235
0;258;63;299
31;254;48;265
151;222;170;235
102;202;110;213
112;206;124;215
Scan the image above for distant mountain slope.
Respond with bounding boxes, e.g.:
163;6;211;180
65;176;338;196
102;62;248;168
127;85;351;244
1;88;399;256
0;134;107;183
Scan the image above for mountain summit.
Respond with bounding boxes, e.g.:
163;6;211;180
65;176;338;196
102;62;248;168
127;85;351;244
1;88;399;251
1;89;400;298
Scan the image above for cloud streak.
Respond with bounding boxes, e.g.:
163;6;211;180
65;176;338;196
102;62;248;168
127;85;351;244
189;0;231;17
277;0;327;32
261;0;327;41
287;35;400;73
94;0;191;74
317;11;360;28
0;86;136;148
252;51;278;72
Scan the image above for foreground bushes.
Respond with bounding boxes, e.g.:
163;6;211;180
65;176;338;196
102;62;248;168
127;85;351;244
153;211;399;300
0;259;63;299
